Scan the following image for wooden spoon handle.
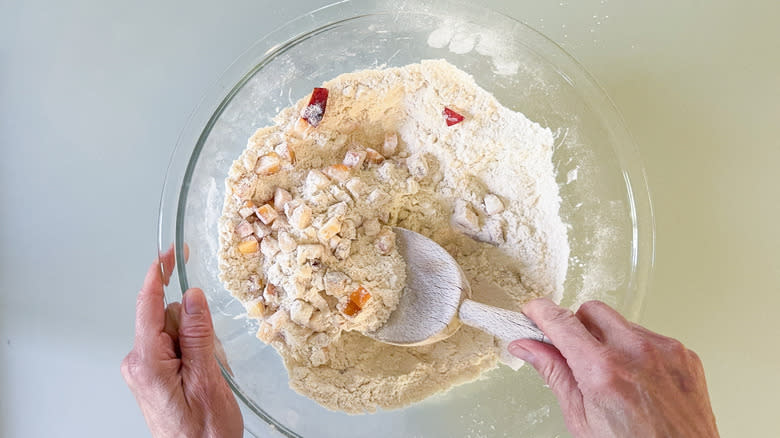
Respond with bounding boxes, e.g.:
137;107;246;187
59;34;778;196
459;299;552;345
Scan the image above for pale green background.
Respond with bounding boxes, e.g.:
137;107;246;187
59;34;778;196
1;1;778;437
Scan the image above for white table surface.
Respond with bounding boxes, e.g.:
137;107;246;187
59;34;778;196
2;0;778;437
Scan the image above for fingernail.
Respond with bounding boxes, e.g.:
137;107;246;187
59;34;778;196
508;341;534;361
184;289;205;315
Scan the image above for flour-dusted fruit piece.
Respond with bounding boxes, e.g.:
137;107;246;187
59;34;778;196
451;200;480;235
247;274;262;293
375;227;396;255
274;187;293;212
275;143;296;164
483;193;504;215
238;200;256;219
253;221;272;239
345;177;366;197
301;87;329;127
238;236;259;254
256;309;289;343
289;300;315;326
349;286;372;308
318;216;342;241
246;299;267;319
382;132;398;157
278;231;297;253
304;169;331;194
255;152;282;175
289;203;313;230
406;153;429;180
260;236;280;258
367;188;391;206
323;164;351;183
256;204;279;225
333;238;351;260
477;218;505;246
443;107;465;126
324;270;349;297
235;220;255;238
342;300;361;317
343;147;367;168
297;244;325;265
365;147;385;164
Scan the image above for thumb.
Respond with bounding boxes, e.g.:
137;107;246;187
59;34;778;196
508;339;586;429
179;288;217;369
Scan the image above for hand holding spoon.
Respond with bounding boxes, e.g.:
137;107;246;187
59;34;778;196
368;228;551;368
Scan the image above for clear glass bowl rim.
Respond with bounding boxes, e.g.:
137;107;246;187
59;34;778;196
157;1;655;436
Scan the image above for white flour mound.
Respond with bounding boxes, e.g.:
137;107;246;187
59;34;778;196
218;60;568;414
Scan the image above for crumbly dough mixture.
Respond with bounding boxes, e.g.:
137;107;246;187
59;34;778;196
218;60;569;414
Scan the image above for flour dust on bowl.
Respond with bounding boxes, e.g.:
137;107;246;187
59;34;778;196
157;1;654;436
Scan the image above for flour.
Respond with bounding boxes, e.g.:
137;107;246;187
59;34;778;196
218;60;568;413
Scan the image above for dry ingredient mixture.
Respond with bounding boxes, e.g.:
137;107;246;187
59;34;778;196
218;60;568;414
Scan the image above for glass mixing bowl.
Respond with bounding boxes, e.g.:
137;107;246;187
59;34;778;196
158;1;654;436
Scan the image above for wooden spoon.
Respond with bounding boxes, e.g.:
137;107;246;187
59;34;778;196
368;228;551;365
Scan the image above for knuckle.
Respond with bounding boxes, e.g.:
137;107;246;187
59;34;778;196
180;317;214;342
686;347;702;365
542;305;576;326
578;300;605;314
120;351;145;385
665;339;688;356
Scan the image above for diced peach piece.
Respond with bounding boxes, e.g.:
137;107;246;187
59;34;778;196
296;244;325;265
256;204;278;224
375;227;395;255
273;187;293;212
349;286;371;308
333;238;351;260
324;164;351;182
365;147;384;164
260;236;279;258
247;300;266;318
483;194;504;215
318;216;342;241
253;221;271;238
289;204;312;229
382;132;398;156
255;152;281;175
278;231;297;253
247;274;262;293
342;300;361;317
235;220;255;238
343;147;367;168
276;143;295;163
451;200;480;234
301;87;329;127
345;177;366;197
238;207;255;219
238;237;259;254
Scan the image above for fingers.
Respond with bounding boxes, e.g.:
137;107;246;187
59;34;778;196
179;288;219;381
522;298;602;370
163;302;182;342
575;300;633;345
159;245;176;286
134;255;170;346
508;339;586;433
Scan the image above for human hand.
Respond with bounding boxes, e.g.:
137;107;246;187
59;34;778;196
509;299;719;438
121;248;243;438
